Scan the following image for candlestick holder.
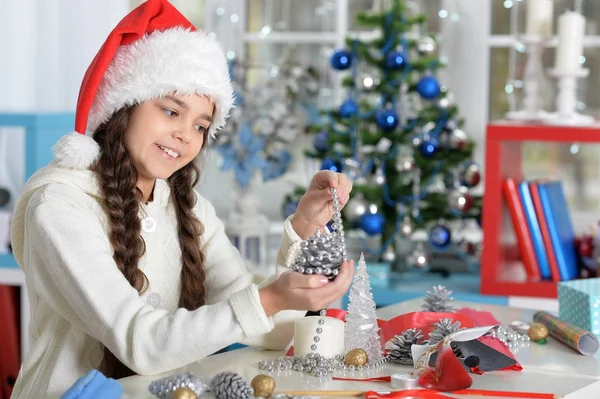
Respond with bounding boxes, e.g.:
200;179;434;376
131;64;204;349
506;35;551;122
542;68;595;126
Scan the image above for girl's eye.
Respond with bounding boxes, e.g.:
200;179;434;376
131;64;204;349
163;108;178;117
195;125;208;133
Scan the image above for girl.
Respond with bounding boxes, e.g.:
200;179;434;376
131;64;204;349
9;1;354;398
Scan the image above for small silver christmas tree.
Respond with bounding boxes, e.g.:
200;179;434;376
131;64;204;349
421;285;455;313
387;328;424;365
428;318;462;345
344;253;383;364
291;188;346;279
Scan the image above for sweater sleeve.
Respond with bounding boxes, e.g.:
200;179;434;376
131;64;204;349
24;188;275;376
199;196;305;350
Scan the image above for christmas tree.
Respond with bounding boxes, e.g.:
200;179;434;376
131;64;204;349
344;253;383;364
300;0;482;263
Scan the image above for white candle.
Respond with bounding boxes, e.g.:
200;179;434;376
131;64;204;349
555;11;586;71
525;0;554;37
294;316;345;358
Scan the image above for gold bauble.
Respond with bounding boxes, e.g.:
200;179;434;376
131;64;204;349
251;374;276;398
528;323;549;341
344;348;369;367
169;387;197;399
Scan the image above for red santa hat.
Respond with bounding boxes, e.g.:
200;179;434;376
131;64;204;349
54;0;234;169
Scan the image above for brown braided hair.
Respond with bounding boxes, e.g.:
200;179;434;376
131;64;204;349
91;105;207;378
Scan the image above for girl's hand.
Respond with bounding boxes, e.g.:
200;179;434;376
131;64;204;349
259;260;354;316
291;170;353;239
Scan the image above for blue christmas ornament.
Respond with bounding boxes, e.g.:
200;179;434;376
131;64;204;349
416;76;441;100
313;131;329;152
375;109;399;131
330;49;352;70
360;212;385;236
321;158;342;172
283;201;299;218
339;99;359;118
429;224;452;249
384;51;406;70
419;137;439;158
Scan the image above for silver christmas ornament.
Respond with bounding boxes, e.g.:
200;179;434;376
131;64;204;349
459;162;481;188
372;166;386;185
395;153;415;173
448;128;468;150
399;215;414;237
448;190;474;215
382;246;396;262
343;194;368;222
437;93;455;110
408;243;430;269
357;72;380;91
417;36;437;56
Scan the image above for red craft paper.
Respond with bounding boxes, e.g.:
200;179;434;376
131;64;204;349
379;311;475;344
419;343;474;391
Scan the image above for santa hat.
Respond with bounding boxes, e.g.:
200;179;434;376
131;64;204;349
54;0;234;169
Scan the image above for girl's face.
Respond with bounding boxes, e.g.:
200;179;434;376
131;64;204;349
124;93;214;186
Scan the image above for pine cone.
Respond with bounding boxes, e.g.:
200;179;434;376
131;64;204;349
210;372;253;399
292;229;345;279
421;285;455;313
148;372;207;399
428;318;462;345
387;328;424;365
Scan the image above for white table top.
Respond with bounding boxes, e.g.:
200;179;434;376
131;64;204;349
119;299;600;399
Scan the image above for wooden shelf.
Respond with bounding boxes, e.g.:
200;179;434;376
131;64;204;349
481;121;600;299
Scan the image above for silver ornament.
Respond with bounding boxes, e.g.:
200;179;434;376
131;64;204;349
459;162;481;188
343;195;368;222
357;72;380;91
437;93;455;110
448;190;474;215
382;246;396;262
399;215;414;237
448;128;468;150
417;36;437;56
408;243;430;269
395;153;415;173
372;167;386;185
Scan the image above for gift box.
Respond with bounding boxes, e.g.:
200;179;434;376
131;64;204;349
558;278;600;336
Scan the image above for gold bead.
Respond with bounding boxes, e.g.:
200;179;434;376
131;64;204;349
251;374;276;398
528;323;549;341
169;387;197;399
344;348;369;367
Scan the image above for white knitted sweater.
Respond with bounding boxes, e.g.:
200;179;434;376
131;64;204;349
9;163;304;399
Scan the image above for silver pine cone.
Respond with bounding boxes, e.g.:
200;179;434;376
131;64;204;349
428;318;462;345
421;285;455;313
210;372;253;399
387;328;424;365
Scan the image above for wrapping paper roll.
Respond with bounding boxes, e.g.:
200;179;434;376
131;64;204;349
533;311;599;355
294;316;345;358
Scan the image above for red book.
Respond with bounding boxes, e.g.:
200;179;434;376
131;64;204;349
502;178;541;281
529;181;562;282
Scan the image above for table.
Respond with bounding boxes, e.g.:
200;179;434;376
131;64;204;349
119;299;600;398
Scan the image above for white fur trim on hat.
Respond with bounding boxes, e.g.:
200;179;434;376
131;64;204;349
88;27;234;137
53;132;100;169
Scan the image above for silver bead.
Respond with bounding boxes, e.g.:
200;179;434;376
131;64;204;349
314;336;320;342
316;327;323;334
315;267;324;274
310;344;317;351
318;319;325;325
305;268;314;275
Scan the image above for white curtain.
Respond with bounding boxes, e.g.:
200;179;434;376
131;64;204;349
0;0;130;206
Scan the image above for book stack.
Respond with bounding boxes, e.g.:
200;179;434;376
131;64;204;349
503;178;580;282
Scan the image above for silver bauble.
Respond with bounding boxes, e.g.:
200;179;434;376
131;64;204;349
448;129;468;150
382;246;397;262
357;72;380;91
417;36;437;56
437;93;455;110
395;153;415;173
399;215;414;237
372;167;386;185
408;243;431;268
448;190;474;215
459;162;482;188
343;195;368;222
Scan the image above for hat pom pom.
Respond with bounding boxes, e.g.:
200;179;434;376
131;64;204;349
53;132;100;169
